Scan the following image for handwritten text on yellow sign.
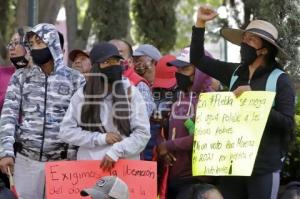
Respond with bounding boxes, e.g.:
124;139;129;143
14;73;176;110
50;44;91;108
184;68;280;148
192;91;275;176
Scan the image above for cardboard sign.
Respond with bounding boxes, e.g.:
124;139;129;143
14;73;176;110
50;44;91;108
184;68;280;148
192;91;275;176
45;160;157;199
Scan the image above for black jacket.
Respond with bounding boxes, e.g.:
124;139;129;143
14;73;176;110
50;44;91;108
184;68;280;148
190;26;295;175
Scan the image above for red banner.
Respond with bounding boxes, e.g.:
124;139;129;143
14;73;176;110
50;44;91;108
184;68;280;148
45;160;157;199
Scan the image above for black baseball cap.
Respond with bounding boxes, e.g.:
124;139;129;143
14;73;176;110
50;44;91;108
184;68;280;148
90;42;123;65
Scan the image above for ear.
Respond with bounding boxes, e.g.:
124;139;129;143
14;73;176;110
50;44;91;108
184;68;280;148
262;48;268;55
258;47;268;56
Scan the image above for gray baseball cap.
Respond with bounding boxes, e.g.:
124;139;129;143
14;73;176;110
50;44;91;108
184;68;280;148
80;176;129;199
133;44;162;61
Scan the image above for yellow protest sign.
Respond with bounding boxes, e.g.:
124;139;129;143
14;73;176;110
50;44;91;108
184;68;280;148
192;91;275;176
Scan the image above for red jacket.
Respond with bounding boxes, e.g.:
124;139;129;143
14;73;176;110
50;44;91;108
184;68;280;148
123;67;149;86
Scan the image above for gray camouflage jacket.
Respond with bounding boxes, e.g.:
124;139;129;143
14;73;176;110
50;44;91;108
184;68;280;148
0;23;85;161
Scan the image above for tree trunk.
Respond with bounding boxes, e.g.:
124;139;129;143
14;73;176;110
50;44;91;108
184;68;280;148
78;0;93;49
16;0;28;27
65;0;77;54
38;0;64;24
65;0;93;51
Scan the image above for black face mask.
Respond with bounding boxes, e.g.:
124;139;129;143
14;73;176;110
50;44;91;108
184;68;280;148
10;56;29;69
175;72;193;92
31;47;52;66
240;42;263;66
100;65;123;84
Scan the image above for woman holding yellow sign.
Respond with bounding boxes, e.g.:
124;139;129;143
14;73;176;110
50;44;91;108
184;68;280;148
189;5;295;199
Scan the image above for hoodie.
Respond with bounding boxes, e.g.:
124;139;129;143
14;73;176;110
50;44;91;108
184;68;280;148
165;68;212;180
59;77;151;161
0;23;85;161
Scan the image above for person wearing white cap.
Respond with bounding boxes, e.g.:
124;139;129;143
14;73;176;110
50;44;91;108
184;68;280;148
189;5;295;199
80;176;129;199
132;44;162;86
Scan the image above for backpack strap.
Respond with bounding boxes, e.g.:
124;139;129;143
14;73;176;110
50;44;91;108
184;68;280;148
265;68;284;107
229;66;241;91
265;68;284;92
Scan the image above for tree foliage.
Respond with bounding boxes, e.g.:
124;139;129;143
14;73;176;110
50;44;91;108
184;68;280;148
131;0;179;53
175;0;223;50
0;0;15;63
0;0;130;63
228;0;300;80
66;0;130;53
91;0;130;42
0;0;63;64
282;93;300;183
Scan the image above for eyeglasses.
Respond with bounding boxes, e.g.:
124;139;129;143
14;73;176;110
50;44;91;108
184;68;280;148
7;41;23;49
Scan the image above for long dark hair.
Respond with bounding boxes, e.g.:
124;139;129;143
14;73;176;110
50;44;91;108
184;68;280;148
80;64;131;136
262;39;282;69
